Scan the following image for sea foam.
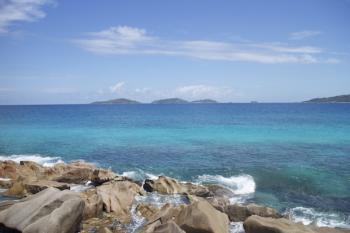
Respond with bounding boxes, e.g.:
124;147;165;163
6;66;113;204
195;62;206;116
287;206;350;229
120;170;160;181
196;174;256;195
0;154;64;167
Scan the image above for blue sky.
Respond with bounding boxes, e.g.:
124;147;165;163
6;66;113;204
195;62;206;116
0;0;349;104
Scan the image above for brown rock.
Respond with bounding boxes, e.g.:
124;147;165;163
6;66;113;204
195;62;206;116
136;203;159;221
143;198;229;233
4;182;26;198
226;203;281;221
143;176;210;196
24;180;70;194
175;199;229;233
244;216;350;233
91;169;116;185
153;221;185;233
80;188;103;220
97;180;141;223
0;178;13;189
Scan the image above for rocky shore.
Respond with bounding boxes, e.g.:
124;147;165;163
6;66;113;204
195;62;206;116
0;160;349;233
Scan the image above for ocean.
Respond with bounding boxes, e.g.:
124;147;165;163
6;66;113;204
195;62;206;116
0;103;349;229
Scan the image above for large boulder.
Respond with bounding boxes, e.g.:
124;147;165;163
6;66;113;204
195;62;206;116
0;187;85;233
97;180;141;223
243;215;350;233
143;176;210;196
80;188;103;220
226;203;281;221
143;199;229;233
175;199;229;233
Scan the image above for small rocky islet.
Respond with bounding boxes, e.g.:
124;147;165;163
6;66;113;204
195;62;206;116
0;160;348;233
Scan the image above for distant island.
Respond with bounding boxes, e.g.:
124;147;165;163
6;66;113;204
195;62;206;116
151;98;189;104
191;99;218;104
304;94;350;103
90;98;141;104
91;98;220;104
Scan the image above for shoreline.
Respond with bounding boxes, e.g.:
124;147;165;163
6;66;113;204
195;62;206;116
0;159;349;233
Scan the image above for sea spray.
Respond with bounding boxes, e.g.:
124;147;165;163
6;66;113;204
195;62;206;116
287;207;350;229
0;154;64;167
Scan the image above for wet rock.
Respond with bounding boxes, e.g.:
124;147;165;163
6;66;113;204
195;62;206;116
0;187;84;233
97;180;141;223
226;203;281;221
136;203;159;221
80;188;104;220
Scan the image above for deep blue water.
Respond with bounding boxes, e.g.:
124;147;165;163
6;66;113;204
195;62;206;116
0;104;349;226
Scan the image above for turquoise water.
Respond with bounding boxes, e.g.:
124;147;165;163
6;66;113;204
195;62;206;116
0;104;349;227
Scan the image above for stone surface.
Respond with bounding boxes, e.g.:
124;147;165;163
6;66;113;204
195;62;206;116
0;187;85;233
91;169;116;185
136;203;159;221
143;198;229;233
97;180;141;223
143;176;209;196
226;203;281;221
242;215;350;233
175;199;230;233
80;188;104;220
153;221;185;233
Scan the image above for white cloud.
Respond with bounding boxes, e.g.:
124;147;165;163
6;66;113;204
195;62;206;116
0;0;53;33
289;30;322;40
109;82;125;93
175;85;233;100
74;26;338;64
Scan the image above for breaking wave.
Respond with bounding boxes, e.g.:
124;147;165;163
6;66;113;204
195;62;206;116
196;174;256;195
0;154;64;167
287;207;350;229
120;169;160;181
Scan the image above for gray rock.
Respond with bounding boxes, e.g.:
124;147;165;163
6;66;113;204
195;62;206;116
0;187;85;233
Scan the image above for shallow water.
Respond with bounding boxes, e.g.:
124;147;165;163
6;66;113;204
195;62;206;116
0;103;349;228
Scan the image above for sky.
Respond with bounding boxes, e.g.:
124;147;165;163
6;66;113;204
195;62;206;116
0;0;349;104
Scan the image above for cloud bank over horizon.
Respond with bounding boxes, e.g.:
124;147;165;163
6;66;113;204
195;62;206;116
74;26;339;64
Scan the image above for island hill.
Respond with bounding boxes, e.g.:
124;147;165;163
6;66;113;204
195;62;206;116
304;94;350;103
91;98;219;104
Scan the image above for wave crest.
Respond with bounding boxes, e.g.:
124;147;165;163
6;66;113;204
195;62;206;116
287;207;350;229
0;154;64;167
196;174;256;195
